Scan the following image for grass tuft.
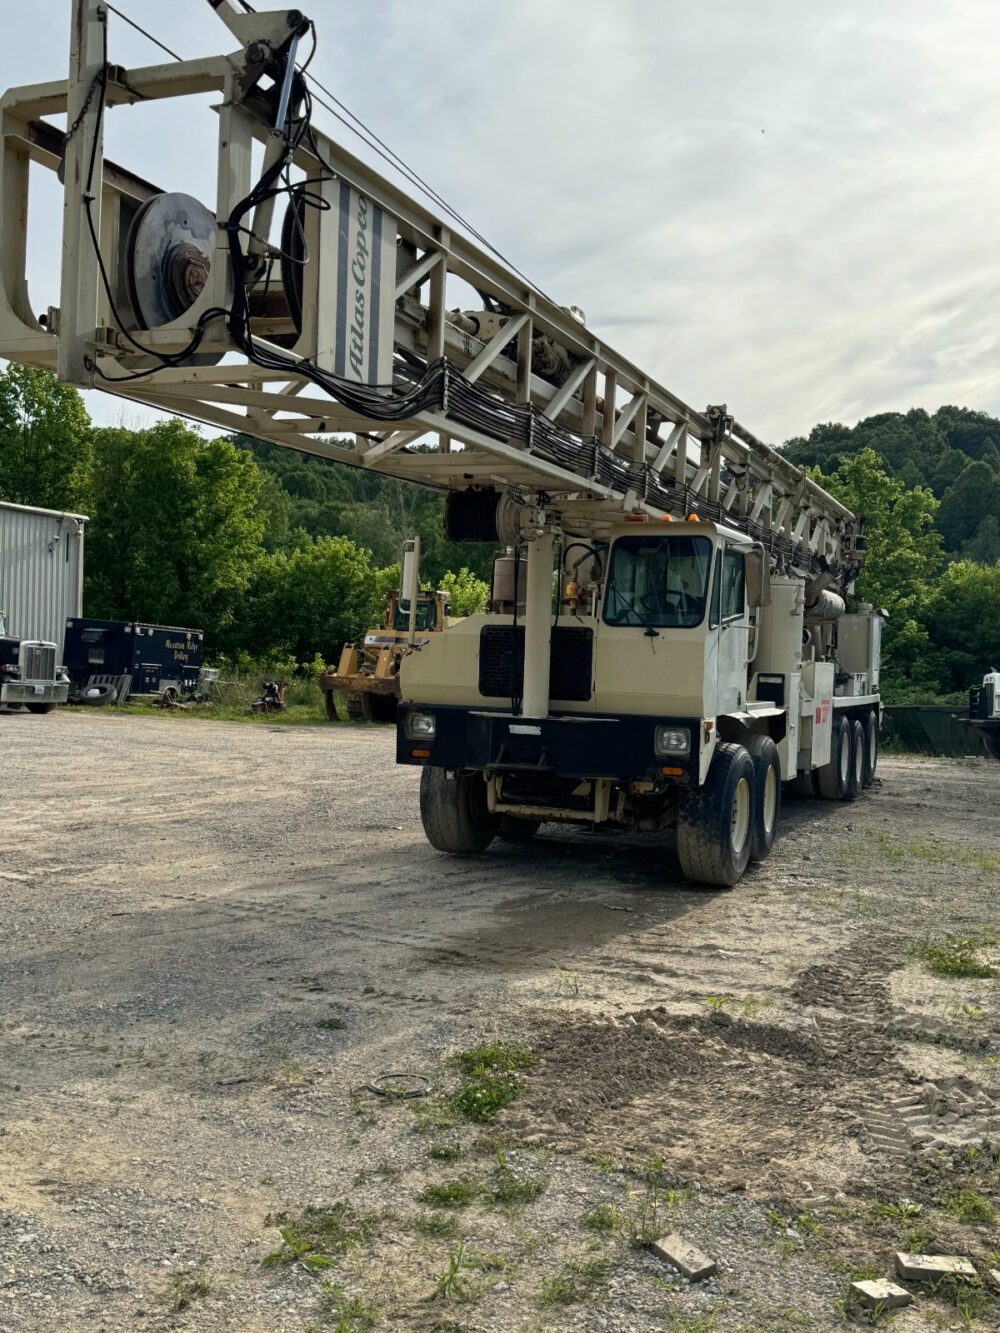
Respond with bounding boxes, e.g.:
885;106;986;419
429;1144;463;1162
412;1212;460;1239
490;1167;548;1207
539;1256;609;1306
582;1204;623;1233
418;1178;479;1209
910;933;998;979
430;1243;477;1303
450;1043;538;1123
314;1282;377;1331
940;1188;996;1224
262;1203;383;1272
162;1264;213;1312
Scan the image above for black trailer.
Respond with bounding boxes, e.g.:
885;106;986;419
64;618;204;702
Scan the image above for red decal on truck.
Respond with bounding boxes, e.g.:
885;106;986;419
815;700;831;724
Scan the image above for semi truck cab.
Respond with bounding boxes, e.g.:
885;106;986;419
0;609;69;713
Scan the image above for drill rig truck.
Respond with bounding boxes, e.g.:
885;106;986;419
0;0;881;884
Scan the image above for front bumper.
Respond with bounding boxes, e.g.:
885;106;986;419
396;705;699;783
1;680;68;705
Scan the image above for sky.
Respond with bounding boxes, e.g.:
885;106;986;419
4;0;1000;444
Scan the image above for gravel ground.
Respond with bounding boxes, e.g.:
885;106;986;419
1;710;999;1332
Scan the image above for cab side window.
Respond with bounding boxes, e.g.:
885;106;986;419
721;548;745;621
708;551;722;628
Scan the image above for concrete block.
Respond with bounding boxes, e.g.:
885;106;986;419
851;1279;912;1310
988;1268;1000;1288
894;1252;976;1281
649;1232;716;1281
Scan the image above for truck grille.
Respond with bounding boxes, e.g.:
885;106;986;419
478;626;592;701
20;642;55;681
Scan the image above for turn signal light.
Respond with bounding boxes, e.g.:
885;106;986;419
687;513;701;522
660;513;673;522
660;766;685;777
410;747;431;760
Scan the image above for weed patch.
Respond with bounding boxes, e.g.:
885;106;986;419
430;1243;477;1303
412;1212;460;1239
539;1256;609;1306
929;1272;995;1325
582;1204;623;1233
418;1179;479;1209
162;1264;213;1312
940;1188;995;1224
314;1282;377;1331
450;1043;538;1123
489;1166;548;1207
429;1144;463;1162
910;933;998;979
262;1203;383;1272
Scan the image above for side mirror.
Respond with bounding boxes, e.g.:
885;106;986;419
745;547;772;609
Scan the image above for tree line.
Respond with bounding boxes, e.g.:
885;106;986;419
0;365;489;671
0;364;998;699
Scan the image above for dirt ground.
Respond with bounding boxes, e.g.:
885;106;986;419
2;711;999;1332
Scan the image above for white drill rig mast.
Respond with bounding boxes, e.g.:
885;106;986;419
0;1;858;571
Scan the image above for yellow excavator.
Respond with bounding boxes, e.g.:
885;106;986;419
320;539;451;723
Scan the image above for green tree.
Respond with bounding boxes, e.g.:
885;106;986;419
440;567;489;616
243;535;380;662
0;364;91;510
815;448;943;692
962;514;1000;565
924;561;1000;692
85;421;265;645
936;460;1000;551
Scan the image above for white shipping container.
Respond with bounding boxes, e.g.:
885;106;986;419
0;501;87;659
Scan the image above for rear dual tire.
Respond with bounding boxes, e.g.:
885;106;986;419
817;714;868;801
744;734;781;862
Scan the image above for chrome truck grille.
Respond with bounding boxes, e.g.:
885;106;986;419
20;642;55;680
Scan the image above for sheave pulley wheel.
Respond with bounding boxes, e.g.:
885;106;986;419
124;191;222;365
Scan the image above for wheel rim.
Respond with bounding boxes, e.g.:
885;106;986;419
762;765;777;835
868;723;877;771
839;726;850;782
854;730;864;784
730;777;751;851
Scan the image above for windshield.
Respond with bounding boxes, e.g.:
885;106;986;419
603;534;713;628
393;599;437;631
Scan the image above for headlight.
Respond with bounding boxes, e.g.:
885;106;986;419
654;725;690;757
405;710;436;740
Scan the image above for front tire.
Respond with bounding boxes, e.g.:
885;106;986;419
25;702;56;715
744;734;781;862
420;767;498;854
817;714;850;800
677;742;755;888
